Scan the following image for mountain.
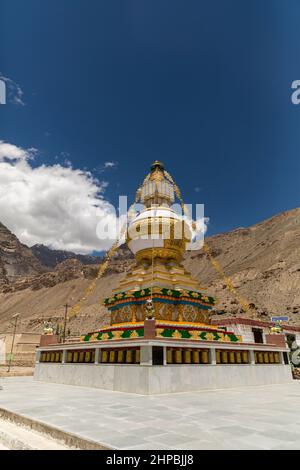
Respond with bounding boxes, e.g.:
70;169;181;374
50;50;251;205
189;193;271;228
0;208;300;334
0;222;44;286
31;244;102;268
183;207;300;320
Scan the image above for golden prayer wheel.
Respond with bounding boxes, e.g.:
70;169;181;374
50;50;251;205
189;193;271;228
126;349;133;363
229;352;235;364
167;349;173;364
175;349;182;364
274;352;280;363
109;350;116;363
85;351;91;363
135;349;140;364
73;352;79;363
50;353;55;362
221;351;228;364
264;352;269;364
184;349;191;364
201;350;209;364
117;350;124;363
192;350;200;364
258;352;263;364
67;352;72;363
101;350;108;363
216;350;221;364
79;351;85;363
269;352;274;363
236;352;242;364
242;351;249;363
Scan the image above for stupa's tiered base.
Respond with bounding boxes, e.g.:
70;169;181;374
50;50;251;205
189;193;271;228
34;329;292;394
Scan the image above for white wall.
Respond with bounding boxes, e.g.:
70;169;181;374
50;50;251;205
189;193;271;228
34;363;293;395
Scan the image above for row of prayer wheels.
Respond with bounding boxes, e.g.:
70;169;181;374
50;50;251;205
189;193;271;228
216;350;249;364
254;351;281;364
167;348;209;364
40;351;63;363
101;348;140;364
66;350;95;363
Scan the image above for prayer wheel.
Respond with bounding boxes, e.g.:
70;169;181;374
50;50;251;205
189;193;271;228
192;350;200;364
50;353;55;362
109;350;116;363
167;349;173;364
264;352;269;364
269;352;274;363
184;349;191;364
101;350;108;363
242;351;248;364
201;350;209;364
236;352;242;364
126;349;133;363
216;350;221;364
229;352;235;364
274;352;280;363
55;352;60;362
221;350;228;364
117;350;124;363
258;352;263;364
79;351;85;363
67;352;72;363
85;351;91;363
174;349;182;364
73;352;79;363
135;349;140;364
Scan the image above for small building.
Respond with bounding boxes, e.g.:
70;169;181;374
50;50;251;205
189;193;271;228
211;317;300;348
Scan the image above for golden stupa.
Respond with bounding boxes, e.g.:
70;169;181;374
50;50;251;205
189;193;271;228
103;161;215;327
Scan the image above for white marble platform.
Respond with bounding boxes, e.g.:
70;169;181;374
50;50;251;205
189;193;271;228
34;363;293;394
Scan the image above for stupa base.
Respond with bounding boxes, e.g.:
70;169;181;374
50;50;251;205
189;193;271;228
34;338;293;394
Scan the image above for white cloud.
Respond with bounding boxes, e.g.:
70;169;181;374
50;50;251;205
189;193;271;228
0;141;119;254
104;161;117;168
0;74;25;106
93;161;118;174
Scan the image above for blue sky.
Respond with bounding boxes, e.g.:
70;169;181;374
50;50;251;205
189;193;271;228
1;0;300;252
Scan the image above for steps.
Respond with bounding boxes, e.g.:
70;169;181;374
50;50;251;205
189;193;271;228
0;419;70;450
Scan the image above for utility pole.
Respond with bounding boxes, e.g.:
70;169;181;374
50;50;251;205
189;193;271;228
62;304;69;343
7;313;19;373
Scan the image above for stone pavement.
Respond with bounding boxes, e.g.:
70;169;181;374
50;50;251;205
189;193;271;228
0;376;300;450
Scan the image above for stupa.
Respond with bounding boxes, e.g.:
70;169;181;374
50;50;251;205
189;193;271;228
81;160;236;347
34;162;292;394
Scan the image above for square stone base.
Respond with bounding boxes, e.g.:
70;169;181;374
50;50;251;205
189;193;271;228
34;363;293;395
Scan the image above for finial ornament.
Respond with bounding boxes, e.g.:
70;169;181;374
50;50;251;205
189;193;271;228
151;160;165;172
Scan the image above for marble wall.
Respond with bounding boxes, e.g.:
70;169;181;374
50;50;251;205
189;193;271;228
34;363;293;395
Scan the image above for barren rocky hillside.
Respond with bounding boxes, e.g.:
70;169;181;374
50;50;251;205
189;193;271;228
0;207;300;335
0;223;44;286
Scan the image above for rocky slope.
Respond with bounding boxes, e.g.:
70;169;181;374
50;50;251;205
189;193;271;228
0;208;300;334
0;223;44;287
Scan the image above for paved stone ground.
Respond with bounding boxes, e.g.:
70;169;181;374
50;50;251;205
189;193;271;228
0;377;300;450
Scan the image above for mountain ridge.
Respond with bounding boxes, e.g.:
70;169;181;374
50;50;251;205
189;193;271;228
0;207;299;334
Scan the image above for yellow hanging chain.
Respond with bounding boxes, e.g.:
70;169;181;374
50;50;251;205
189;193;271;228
164;170;250;313
67;184;143;319
66;168;250;320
